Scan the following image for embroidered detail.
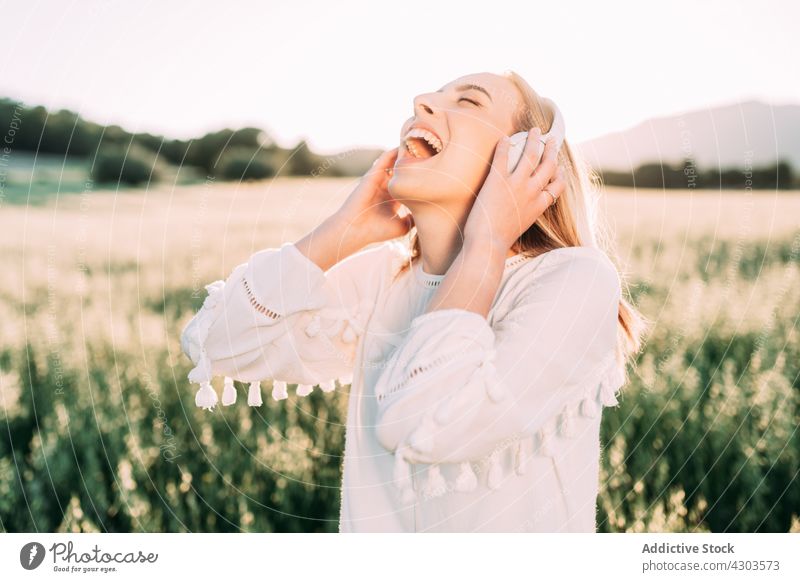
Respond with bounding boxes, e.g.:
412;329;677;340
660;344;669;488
242;274;281;320
390;354;625;501
377;349;470;404
420;279;441;288
505;252;537;270
188;270;357;411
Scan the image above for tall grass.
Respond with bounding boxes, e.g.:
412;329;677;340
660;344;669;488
1;180;798;532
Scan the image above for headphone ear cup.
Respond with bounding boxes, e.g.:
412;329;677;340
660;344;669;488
506;131;529;173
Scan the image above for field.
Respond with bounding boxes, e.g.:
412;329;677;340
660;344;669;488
0;178;798;532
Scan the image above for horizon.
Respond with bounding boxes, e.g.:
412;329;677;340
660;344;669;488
2;93;796;155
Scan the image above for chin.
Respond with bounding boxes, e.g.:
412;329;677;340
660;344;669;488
390;162;474;204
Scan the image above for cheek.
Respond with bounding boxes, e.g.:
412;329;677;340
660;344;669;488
441;133;495;185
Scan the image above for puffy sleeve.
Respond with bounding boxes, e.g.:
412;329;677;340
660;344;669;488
180;239;408;410
373;247;624;494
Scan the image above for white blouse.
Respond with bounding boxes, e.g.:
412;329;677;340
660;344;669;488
180;239;625;532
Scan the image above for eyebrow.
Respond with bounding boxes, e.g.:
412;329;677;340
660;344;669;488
436;83;494;103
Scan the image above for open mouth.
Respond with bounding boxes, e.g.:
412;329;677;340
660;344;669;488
403;127;444;160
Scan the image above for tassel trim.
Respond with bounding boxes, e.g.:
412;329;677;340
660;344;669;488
195;381;218;411
391;355;625;501
187;266;360;411
455;462;478;492
296;383;314;397
423;464;447;499
222;376;237;406
272;380;288;401
248;381;263;406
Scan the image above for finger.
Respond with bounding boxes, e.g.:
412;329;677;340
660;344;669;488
513;127;544;177
536;174;565;212
529;137;559;191
491;133;512;174
369;148;399;180
547;167;564;185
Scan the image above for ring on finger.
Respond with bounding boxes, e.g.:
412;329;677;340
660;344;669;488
543;188;558;206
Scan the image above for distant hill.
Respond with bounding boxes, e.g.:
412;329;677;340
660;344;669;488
577;101;800;171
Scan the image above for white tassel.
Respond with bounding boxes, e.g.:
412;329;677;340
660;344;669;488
271;380;288;401
341;319;358;343
487;450;504;490
304;315;321;337
222;376;237;406
195;380;218;411
455;462;477;492
600;378;619;407
514;439;530;475
424;464;447;499
393;443;415;504
538;422;556;457
247;381;263;407
559;404;577;437
296;383;314;397
319;379;336;393
580;396;600;418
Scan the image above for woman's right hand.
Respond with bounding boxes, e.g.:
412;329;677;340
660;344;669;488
334;148;414;245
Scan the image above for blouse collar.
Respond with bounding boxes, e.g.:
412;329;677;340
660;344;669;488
413;252;533;289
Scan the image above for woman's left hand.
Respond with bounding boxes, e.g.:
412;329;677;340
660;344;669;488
463;128;566;252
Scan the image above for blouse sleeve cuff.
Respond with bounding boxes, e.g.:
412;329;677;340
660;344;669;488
243;241;328;320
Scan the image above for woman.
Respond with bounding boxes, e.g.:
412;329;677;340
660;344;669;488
180;70;647;532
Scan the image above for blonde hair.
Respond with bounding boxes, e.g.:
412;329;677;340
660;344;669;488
394;70;650;376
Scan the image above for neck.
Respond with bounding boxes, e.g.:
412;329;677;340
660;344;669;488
404;199;517;275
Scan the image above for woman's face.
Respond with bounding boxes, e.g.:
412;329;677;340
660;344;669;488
388;72;523;204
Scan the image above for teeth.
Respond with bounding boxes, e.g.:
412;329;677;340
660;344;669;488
403;127;443;155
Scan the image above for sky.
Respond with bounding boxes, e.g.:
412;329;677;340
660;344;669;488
1;0;797;154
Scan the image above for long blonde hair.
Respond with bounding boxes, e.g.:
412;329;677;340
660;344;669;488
394;70;649;376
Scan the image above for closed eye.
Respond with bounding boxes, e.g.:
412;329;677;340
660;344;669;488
459;97;481;107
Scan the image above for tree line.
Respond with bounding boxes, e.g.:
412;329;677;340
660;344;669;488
0;97;356;185
597;158;799;190
3;97;798;189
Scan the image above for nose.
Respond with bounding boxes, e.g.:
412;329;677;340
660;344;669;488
413;93;435;116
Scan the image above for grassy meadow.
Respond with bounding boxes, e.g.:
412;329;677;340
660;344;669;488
0;178;798;532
